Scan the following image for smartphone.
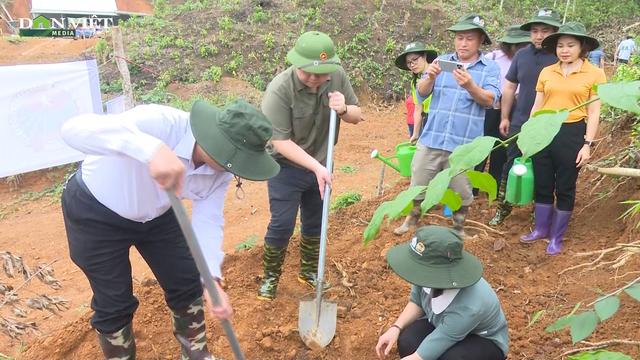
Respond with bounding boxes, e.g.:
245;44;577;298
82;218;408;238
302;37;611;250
439;59;464;72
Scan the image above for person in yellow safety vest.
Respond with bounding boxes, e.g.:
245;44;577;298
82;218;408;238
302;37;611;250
394;42;438;143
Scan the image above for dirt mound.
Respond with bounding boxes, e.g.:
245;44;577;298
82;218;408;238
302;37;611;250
0;38;98;65
20;172;640;359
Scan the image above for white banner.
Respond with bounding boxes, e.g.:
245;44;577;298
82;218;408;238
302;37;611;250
0;59;102;178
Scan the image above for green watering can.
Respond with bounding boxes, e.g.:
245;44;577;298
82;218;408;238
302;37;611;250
370;142;416;177
505;157;534;205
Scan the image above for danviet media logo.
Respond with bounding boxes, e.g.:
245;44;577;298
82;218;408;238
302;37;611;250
18;15;114;37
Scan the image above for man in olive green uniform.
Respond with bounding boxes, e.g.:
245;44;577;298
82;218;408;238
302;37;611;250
258;31;363;300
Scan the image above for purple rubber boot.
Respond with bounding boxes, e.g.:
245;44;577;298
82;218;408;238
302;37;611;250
546;208;572;255
520;203;554;243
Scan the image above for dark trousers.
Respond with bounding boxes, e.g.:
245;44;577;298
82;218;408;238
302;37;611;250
476;109;508;183
532;121;586;211
61;173;202;334
264;163;323;248
398;319;505;360
499;123;524;190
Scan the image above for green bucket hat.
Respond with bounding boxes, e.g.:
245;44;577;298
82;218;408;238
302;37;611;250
190;99;280;181
498;25;531;44
520;8;562;31
447;14;492;45
386;226;483;289
541;21;600;53
394;41;438;71
287;31;341;74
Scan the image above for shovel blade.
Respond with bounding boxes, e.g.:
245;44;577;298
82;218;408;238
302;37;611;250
298;297;337;350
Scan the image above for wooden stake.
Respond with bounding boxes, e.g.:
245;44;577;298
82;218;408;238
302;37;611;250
111;26;134;110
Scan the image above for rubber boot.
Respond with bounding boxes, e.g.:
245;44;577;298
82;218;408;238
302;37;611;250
298;235;331;291
96;323;136;360
393;200;421;235
452;205;469;237
520;203;554;243
257;243;287;301
171;297;217;360
546;208;572;255
488;178;512;226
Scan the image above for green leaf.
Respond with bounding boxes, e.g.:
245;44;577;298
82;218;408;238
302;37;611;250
570;311;599;344
363;202;393;245
527;309;546;328
567;350;633;360
466;170;497;203
440;189;462;211
624;283;640;301
517;109;569;161
596;81;640;115
386;186;427;220
594;296;620;322
545;314;575;332
421;169;453;213
448;136;498;174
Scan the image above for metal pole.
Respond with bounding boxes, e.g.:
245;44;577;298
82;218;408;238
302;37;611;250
166;193;246;360
314;109;337;327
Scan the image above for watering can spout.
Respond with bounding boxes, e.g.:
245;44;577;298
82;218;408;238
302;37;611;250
371;149;401;173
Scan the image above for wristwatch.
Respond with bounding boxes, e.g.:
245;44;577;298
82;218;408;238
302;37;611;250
584;140;593;147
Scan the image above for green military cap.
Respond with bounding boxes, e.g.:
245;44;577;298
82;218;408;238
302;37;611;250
287;31;341;74
499;25;531;44
394;41;438;71
541;21;600;53
520;8;562;31
190;99;280;181
386;226;483;289
447;14;492;45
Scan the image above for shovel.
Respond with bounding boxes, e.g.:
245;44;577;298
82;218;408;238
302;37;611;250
166;191;246;360
298;109;338;349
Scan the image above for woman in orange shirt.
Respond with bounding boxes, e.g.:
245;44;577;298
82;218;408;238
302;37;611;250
521;22;606;255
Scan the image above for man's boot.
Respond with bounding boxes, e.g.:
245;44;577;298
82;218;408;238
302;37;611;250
520;203;554;243
488;178;512;226
452;205;469;236
96;323;136;360
546;208;572;255
298;235;331;290
171;297;216;360
393;200;421;235
256;243;287;301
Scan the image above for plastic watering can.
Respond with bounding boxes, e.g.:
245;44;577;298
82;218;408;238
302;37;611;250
505;157;534;206
370;142;416;177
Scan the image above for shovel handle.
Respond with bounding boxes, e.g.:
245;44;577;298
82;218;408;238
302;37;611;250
314;109;337;325
166;192;246;360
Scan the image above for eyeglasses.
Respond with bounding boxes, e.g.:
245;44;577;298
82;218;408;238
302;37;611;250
406;56;423;67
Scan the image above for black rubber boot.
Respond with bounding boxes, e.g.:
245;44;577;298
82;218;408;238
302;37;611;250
298;235;331;291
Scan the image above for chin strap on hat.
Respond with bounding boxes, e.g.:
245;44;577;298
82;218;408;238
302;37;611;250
234;175;245;200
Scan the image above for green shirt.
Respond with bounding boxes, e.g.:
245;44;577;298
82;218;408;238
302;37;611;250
261;65;358;167
411;77;431;113
409;278;509;360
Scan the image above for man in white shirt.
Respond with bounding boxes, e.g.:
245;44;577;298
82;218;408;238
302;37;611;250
60;100;279;359
615;35;637;65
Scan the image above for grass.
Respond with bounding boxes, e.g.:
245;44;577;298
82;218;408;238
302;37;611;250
331;191;362;210
235;234;258;251
339;165;357;174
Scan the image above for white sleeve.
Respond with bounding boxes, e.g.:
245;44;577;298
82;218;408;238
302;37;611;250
189;178;230;279
60;105;176;163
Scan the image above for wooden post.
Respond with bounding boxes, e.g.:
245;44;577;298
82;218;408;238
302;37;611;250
562;0;570;24
111;26;134;110
376;163;386;197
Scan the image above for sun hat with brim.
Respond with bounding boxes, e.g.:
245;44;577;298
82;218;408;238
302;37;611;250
520;8;562;31
394;41;439;71
499;25;531;44
386;226;483;289
541;22;600;54
447;14;492;45
190;99;280;181
287;31;341;74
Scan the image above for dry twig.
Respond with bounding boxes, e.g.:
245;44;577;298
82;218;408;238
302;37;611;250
558;339;640;357
0;258;59;310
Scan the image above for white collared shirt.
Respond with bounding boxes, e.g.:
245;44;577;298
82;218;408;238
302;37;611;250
61;104;232;278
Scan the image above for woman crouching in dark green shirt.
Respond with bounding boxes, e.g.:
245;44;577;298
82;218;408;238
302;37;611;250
376;226;509;360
